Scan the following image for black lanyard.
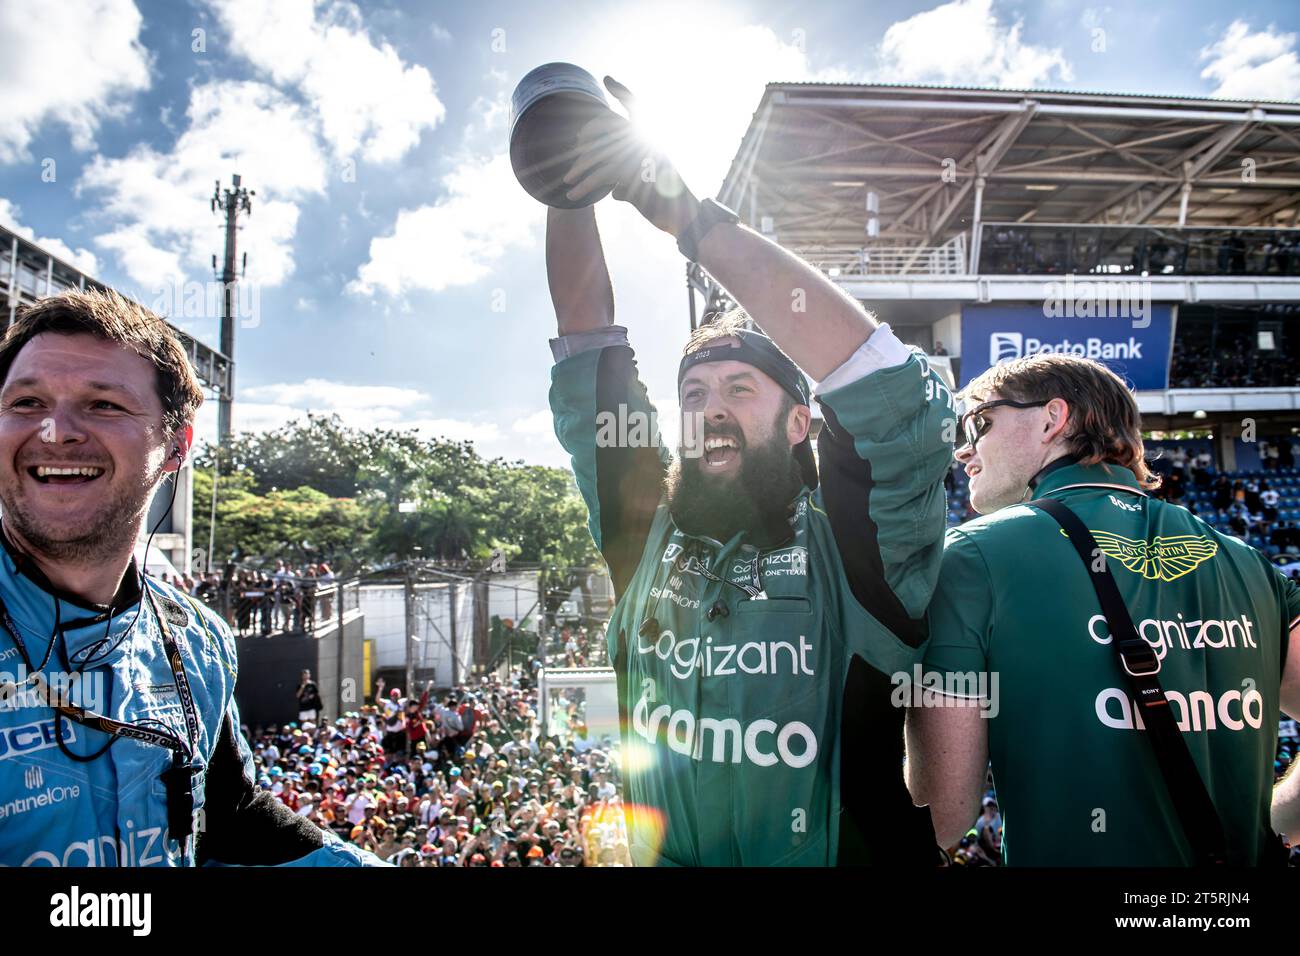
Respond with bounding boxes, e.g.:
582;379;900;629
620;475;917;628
678;553;765;599
0;582;202;842
638;546;768;640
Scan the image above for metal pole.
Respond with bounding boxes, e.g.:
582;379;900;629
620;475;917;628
336;578;347;720
687;264;697;332
448;580;459;687
207;453;219;574
213;174;252;446
969;176;986;274
218;192;238;444
538;569;547;672
404;566;415;699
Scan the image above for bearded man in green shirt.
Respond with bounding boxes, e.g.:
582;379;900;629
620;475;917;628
540;78;956;865
906;352;1300;865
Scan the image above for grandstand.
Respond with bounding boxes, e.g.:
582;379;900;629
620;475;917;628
694;84;1300;475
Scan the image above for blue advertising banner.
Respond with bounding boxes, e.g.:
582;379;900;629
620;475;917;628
959;302;1173;390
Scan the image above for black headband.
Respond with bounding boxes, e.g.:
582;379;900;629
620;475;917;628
677;329;810;407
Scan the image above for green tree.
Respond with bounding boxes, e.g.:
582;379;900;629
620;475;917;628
193;465;369;571
195;418;597;571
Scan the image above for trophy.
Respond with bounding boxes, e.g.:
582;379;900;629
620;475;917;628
509;63;614;208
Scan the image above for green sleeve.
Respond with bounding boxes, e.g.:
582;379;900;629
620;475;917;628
922;528;995;678
817;352;957;655
549;344;668;596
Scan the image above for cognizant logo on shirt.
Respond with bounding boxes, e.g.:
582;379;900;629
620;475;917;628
636;627;816;680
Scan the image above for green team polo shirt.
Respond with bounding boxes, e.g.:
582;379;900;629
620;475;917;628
923;460;1299;866
550;335;955;865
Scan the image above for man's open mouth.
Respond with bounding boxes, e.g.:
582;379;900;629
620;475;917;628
703;436;741;467
28;465;106;485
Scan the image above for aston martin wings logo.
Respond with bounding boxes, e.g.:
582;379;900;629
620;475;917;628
1075;530;1219;582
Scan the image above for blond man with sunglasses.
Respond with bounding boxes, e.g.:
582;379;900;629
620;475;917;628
905;352;1300;865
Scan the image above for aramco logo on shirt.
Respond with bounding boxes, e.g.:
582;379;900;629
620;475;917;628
631;678;818;768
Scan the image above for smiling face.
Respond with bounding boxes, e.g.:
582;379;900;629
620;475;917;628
666;339;811;546
956;392;1060;514
0;332;178;563
678;354;796;479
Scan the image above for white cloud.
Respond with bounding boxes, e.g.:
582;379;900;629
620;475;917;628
876;0;1073;88
80;80;328;289
0;0;150;163
0;198;99;274
348;13;820;300
347;152;543;296
242;378;428;411
511;409;556;439
1201;20;1300;101
202;378;574;464
207;0;446;162
569;8;818;190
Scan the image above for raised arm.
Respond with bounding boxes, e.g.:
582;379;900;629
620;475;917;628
547;206;615;336
693;225;876;380
544;200;667;600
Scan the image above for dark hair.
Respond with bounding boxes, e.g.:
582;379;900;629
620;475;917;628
0;288;204;437
684;307;751;355
960;352;1159;488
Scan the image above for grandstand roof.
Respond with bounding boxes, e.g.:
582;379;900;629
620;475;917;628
716;83;1300;252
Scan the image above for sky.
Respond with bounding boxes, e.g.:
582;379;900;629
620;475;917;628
2;0;1299;469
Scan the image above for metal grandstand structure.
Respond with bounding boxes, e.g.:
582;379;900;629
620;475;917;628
709;84;1300;268
692;84;1300;463
1;222;233;397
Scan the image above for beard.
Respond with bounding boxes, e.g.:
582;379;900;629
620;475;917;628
665;421;804;549
0;465;161;566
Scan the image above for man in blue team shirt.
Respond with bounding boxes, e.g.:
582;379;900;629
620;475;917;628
0;288;382;867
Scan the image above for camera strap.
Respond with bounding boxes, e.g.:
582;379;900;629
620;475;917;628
1027;496;1227;866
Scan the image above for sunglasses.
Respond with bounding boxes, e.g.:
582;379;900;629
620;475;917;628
958;399;1048;453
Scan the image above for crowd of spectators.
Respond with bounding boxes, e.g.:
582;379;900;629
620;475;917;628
161;560;337;636
978;226;1300;278
243;668;631;867
1148;442;1300;568
1169;337;1300;390
543;624;609;668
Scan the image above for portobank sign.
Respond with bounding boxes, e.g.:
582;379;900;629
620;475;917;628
960;304;1172;391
